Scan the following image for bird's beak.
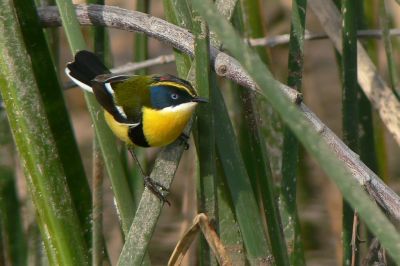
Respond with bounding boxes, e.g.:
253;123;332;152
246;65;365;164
192;97;208;103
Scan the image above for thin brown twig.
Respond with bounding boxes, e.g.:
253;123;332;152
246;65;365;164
168;213;232;266
58;29;400;91
111;54;175;73
37;4;400;222
249;29;400;47
351;212;359;266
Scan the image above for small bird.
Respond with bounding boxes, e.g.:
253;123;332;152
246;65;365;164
65;50;207;203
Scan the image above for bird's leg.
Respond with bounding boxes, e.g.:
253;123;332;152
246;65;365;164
128;148;170;205
178;133;190;150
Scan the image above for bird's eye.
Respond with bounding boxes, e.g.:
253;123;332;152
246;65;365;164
171;93;179;100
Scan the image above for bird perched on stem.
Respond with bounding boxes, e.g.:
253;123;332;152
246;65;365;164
66;50;207;204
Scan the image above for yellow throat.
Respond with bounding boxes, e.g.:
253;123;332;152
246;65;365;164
142;102;197;147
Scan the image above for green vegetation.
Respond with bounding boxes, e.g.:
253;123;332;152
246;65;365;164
1;0;400;265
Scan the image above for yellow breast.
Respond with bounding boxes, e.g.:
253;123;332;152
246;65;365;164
142;102;197;147
104;111;133;145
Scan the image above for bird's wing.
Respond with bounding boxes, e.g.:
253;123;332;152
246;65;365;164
92;74;152;125
91;74;140;126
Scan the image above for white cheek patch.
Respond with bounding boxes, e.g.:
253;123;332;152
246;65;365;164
65;68;94;93
160;102;197;113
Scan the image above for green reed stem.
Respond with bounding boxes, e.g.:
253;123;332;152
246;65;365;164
234;2;289;264
0;167;27;266
380;0;400;100
54;0;135;236
163;0;193;77
192;0;400;262
281;0;307;264
0;1;88;264
193;15;218;265
213;86;272;264
342;0;359;264
13;0;93;247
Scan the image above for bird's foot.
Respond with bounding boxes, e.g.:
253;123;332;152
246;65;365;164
143;176;170;206
179;133;190;150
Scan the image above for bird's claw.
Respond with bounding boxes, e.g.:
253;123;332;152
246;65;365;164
143;176;170;205
179;133;190;150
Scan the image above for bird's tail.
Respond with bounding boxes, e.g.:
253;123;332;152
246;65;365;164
65;50;110;92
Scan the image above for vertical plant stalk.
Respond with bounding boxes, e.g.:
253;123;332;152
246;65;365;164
88;2;114;264
357;1;380;182
13;0;93;246
134;0;149;76
235;2;289;265
151;6;272;264
355;0;389;183
239;0;283;184
342;0;359;265
193;15;218;265
163;0;193;77
0;221;5;265
359;0;391;260
215;158;246;264
92;138;104;266
239;0;269;64
379;0;400;99
90;3;105;262
130;2;152;265
125;0;149;206
0;88;26;266
0;0;88;264
90;0;107;61
0;167;27;266
117;138;190;265
280;0;307;265
235;1;263;206
197;2;238;264
203;1;273;263
213;87;272;263
117;2;196;264
309;0;400;147
198;10;274;264
54;0;136;236
39;0;59;66
192;0;400;262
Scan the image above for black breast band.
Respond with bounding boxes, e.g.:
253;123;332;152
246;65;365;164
128;123;150;147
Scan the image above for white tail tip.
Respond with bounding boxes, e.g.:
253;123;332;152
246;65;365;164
65;67;94;93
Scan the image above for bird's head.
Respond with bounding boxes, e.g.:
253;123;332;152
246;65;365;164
149;75;208;111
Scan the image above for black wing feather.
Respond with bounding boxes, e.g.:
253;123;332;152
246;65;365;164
66;50;110;87
67;51;140;126
91;75;133;123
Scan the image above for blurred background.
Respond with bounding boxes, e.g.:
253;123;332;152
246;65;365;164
3;0;400;265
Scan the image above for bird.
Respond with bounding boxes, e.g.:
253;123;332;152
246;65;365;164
65;50;207;203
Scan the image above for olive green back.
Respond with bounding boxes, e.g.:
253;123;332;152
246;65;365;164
113;75;152;122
